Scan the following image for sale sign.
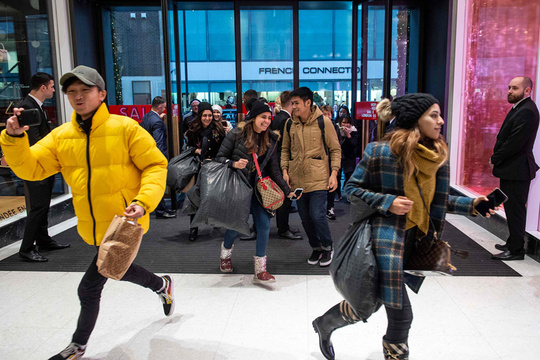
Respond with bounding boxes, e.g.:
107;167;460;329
355;101;378;120
109;105;152;122
109;104;179;122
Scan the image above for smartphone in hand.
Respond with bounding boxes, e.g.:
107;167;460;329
17;108;41;127
293;188;303;199
475;188;508;217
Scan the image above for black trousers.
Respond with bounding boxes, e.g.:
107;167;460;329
72;253;164;345
20;176;55;253
276;196;292;233
384;284;413;343
500;179;531;254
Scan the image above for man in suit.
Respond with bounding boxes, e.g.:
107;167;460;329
141;96;176;219
491;76;539;261
18;72;70;262
182;98;199;133
271;91;302;240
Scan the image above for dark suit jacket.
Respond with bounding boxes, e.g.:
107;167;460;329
492;97;540;181
141;111;168;158
270;110;291;161
17;95;51;146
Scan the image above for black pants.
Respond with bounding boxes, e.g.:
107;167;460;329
276;196;292;233
384;284;413;343
72;253;163;345
21;176;55;253
381;226;415;343
154;196;169;216
500;179;531;254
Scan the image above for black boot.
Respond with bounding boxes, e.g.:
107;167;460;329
383;338;409;360
312;303;353;360
188;228;198;241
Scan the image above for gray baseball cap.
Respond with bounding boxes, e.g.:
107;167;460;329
60;65;106;90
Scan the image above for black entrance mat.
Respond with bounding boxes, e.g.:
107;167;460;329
0;201;520;277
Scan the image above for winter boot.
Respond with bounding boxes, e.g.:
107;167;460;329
253;255;276;283
383;338;409;360
312;302;361;360
220;242;233;273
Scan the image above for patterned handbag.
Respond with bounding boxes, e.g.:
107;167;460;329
252;153;285;210
404;178;468;276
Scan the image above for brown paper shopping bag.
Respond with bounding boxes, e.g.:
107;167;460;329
96;215;144;280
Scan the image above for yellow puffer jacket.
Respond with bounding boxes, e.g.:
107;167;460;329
0;103;167;246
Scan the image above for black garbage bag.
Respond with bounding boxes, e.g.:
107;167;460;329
191;161;253;235
182;174;201;215
167;148;201;192
330;218;379;320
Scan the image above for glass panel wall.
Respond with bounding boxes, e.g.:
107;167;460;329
392;5;420;97
175;3;236;118
240;6;293;105
456;0;540;196
299;1;352;115
0;1;65;224
102;6;166;107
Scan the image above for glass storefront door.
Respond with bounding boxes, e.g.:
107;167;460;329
240;5;294;106
0;1;66;225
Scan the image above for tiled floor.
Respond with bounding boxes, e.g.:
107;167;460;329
1;214;540;360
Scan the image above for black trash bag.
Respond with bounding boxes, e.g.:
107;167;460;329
182;174;201;215
191;161;253;235
167;148;201;192
330;218;379;320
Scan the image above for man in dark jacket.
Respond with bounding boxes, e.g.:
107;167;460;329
18;72;69;262
141;96;176;219
182;98;200;135
491;76;539;260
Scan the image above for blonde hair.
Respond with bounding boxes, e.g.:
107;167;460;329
376;99;394;140
273;96;282;116
387;128;448;180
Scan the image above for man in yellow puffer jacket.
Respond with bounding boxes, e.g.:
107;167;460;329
0;66;175;360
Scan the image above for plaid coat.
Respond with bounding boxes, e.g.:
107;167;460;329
344;141;474;309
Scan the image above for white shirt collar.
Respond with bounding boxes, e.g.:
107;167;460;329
28;94;43;107
513;96;529;109
281;109;291;117
151;109;160;116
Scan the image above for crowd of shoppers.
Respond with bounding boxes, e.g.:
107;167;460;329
1;65;536;360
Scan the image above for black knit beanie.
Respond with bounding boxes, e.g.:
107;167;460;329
197;102;212;114
246;99;272;120
391;93;439;130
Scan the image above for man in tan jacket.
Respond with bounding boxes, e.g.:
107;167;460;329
281;87;341;266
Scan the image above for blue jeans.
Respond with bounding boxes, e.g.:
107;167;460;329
297;190;333;249
224;196;271;257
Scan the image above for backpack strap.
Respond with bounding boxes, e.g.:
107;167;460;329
286;116;329;156
318;115;329;156
286;117;292;135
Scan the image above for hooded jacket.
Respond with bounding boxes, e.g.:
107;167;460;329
280;105;341;193
0;103;167;246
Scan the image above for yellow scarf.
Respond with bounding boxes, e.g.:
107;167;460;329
404;144;445;237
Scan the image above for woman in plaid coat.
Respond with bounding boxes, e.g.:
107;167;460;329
312;94;494;360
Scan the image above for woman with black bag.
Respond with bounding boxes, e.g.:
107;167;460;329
215;99;295;283
185;102;226;241
312;94;496;360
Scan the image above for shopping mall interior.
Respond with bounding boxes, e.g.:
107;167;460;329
0;0;540;359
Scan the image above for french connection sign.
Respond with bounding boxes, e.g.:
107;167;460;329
173;61;366;81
